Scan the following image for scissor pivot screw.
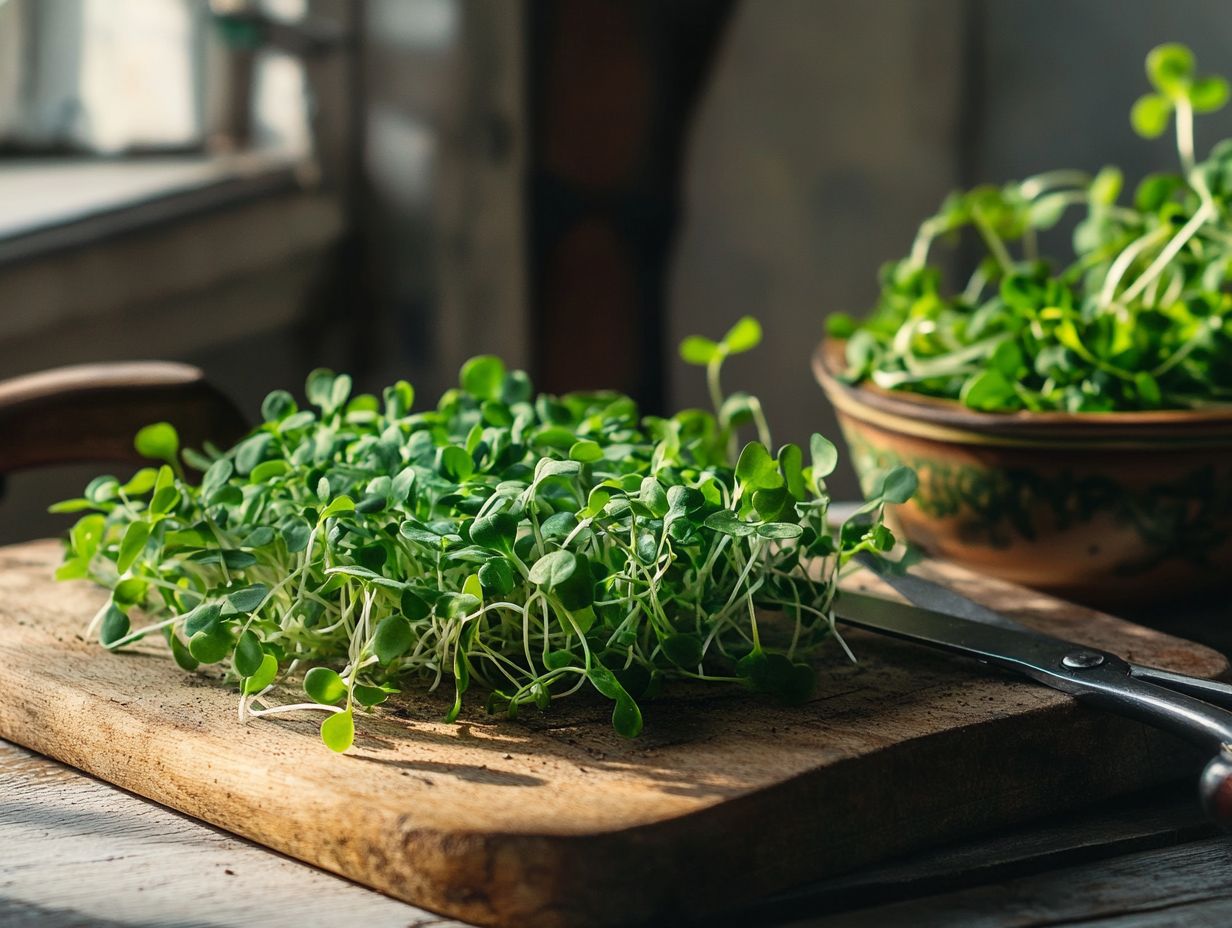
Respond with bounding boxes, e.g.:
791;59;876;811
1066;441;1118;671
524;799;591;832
1062;651;1105;669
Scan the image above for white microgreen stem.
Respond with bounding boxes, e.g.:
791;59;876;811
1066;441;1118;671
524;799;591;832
1176;95;1196;173
1120;199;1214;304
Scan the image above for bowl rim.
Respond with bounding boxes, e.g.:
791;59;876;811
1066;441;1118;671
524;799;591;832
813;338;1232;446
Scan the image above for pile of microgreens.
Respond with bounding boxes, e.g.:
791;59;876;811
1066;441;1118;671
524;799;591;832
831;44;1232;412
54;318;914;752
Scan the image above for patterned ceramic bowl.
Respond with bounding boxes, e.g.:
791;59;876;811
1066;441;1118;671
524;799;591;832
813;339;1232;608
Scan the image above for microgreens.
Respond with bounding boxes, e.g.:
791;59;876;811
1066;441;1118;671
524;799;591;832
53;319;911;752
832;44;1232;413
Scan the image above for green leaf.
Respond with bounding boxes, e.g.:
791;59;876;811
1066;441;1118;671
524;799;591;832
460;355;506;401
586;663;643;738
1028;192;1068;229
478;557;515;596
121;468;160;496
249;459;289;484
679;335;720;365
876;465;918;505
149;466;180;516
261;390;297;422
188;624;232;664
234;433;273;476
960;369;1018;412
778;443;806;499
85;475;119;503
1135;172;1181;211
282;520;312;553
69;514;106;559
169;632;199;671
535;459;581;482
810;432;839;480
1191;75;1230;113
568;440;604;463
320;709;355;753
721;316;762;354
183;601;222;636
384;379;415;418
234;629;264;677
54;557;90;580
529;550;577;589
318;496;355;520
1130;93;1172;138
226;584;269;614
305;368;338;411
462;572;484;604
470;511;517;551
735;441;783;490
544;650;574;670
99;604;130;648
134;422;179;466
242;652;278;694
113;577;148;607
353;684;395;708
48;498;96;515
1135;371;1162;407
373;616;413;665
1090;166;1123;206
116;521;150;574
304;666;347;705
1146;42;1194;95
661;633;703;668
440;445;474;480
704;510;756;537
756;522;804;540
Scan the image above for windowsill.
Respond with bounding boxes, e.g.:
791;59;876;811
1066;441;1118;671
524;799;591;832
0;149;345;359
0;150;315;267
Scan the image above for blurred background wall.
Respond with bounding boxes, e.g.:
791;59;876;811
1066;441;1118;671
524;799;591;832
3;0;1232;543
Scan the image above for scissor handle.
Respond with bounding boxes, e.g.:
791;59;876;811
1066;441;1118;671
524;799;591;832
1130;665;1232;711
1200;748;1232;830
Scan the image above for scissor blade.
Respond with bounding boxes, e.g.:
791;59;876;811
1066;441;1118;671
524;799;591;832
853;552;1037;634
834;589;1091;685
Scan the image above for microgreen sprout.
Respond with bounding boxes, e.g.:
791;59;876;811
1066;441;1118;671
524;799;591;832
53;319;911;752
833;44;1232;413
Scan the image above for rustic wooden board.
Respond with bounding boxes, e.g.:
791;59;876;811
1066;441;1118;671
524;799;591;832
0;539;1225;928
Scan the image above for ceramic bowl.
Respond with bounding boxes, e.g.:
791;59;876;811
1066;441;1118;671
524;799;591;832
813;339;1232;608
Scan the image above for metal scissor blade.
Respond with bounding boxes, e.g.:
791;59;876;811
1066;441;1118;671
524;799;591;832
834;590;1232;754
834;589;1086;686
853;551;1037;634
852;553;1232;711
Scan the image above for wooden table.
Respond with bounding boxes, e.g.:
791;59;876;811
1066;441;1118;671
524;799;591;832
5;736;1232;927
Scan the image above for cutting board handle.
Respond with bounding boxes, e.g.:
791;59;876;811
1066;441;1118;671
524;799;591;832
0;362;248;475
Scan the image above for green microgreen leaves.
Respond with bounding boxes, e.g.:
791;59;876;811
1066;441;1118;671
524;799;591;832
840;44;1232;415
134;422;180;468
304;667;347;705
320;709;355;753
54;318;903;750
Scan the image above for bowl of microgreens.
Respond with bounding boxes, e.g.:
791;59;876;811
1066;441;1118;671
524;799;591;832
53;318;913;752
815;44;1232;608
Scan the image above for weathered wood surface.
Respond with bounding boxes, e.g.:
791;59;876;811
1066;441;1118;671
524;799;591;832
801;833;1232;928
0;740;455;928
730;785;1216;925
0;539;1226;928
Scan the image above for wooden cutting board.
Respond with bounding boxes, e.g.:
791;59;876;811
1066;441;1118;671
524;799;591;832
0;539;1225;928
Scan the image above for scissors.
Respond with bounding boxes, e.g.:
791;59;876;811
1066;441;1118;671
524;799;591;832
837;553;1232;827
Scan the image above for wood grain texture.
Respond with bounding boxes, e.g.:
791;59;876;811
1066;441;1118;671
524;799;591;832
731;785;1214;925
799;835;1232;928
0;740;457;928
0;539;1226;928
